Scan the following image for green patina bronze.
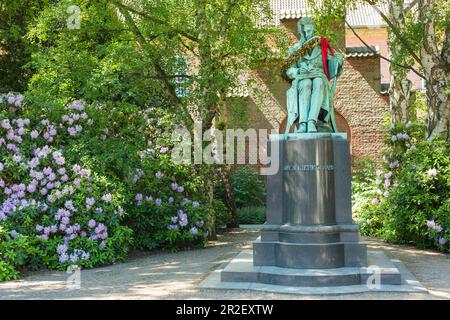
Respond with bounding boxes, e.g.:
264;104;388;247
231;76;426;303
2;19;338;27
284;17;344;134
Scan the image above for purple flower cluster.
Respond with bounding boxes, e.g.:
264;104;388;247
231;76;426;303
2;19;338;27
35;224;58;241
426;220;443;233
57;243;90;264
0;98;118;266
135;193;143;206
91;223;108;240
373;169;398;203
132;169;144;184
132;175;205;235
62;100;91;137
426;220;447;246
37;119;58;143
10;230;19;238
389;160;399;169
86;197;95;207
178;210;188;227
0;92;24;110
101;193;112;203
427;168;438;177
391;133;410;142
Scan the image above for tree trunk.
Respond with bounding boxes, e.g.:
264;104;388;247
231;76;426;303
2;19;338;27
423;65;450;139
387;0;414;125
389;74;414;125
221;165;239;228
206;174;218;241
418;0;450;139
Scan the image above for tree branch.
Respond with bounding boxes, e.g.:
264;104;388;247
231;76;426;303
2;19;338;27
364;0;423;66
345;20;425;80
177;35;198;57
404;0;419;13
114;2;182;107
111;0;199;43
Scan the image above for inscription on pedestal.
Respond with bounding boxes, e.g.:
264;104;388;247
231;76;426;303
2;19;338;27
283;164;335;171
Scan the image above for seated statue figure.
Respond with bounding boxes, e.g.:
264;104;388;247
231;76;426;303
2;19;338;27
284;17;344;133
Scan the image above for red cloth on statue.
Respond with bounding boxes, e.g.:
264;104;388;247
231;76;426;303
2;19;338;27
321;36;335;81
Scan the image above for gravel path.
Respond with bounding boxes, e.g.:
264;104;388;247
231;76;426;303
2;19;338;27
0;228;449;300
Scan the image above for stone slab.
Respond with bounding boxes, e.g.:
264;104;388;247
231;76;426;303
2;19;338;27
253;237;367;268
198;249;428;295
269;133;348;141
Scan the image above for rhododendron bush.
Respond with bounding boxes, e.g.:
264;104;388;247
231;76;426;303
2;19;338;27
0;93;209;280
353;121;450;252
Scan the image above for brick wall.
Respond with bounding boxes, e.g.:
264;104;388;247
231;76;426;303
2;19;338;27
334;56;389;159
345;27;422;90
346;28;390;85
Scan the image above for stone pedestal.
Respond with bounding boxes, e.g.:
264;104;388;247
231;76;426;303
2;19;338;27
254;133;367;270
217;133;404;288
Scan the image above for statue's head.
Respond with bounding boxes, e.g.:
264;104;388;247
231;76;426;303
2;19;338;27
297;17;315;43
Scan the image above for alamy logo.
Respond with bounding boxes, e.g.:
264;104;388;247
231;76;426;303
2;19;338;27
366;265;381;290
171;121;280;175
66;265;81;289
66;5;81;30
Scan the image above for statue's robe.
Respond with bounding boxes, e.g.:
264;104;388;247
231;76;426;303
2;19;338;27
285;42;335;133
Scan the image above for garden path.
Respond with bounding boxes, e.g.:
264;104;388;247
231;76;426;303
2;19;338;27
0;228;448;300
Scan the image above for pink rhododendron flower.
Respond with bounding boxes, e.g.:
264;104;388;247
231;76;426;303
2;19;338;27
68;127;77;136
427;168;438;177
86;198;95;206
102;194;112;202
27;184;36;193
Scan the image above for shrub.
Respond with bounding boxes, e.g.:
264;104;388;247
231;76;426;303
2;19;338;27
216;166;266;208
125;169;209;250
0;93;210;280
237;206;266;224
232;166;266;208
209;198;231;228
352;158;378;187
354;121;450;252
0;94;134;273
352;158;379;221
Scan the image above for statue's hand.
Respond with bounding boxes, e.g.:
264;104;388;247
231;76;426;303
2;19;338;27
299;64;308;74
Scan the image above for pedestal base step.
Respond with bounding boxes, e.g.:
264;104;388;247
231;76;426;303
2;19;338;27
221;250;401;287
198;249;428;295
253;236;368;269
